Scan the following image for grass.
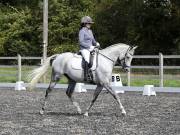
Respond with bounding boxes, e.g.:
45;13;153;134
0;66;180;87
129;79;180;87
0;66;69;84
130;79;159;87
163;80;180;87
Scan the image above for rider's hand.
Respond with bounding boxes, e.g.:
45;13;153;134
96;42;100;48
89;46;95;51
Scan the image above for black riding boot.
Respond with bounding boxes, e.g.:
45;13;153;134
84;61;89;81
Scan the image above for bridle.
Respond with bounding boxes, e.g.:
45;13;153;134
118;46;133;69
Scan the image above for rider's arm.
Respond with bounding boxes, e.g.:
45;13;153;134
89;30;97;46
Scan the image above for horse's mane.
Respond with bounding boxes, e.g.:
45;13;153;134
101;43;129;52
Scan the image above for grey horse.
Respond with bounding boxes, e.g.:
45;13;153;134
28;43;137;116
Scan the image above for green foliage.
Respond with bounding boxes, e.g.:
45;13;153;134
134;0;180;54
95;0;180;54
94;0;137;46
47;0;96;54
0;4;42;56
0;0;179;57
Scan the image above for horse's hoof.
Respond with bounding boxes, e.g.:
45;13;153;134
84;112;89;117
77;109;82;114
78;110;82;115
122;111;126;116
39;110;44;115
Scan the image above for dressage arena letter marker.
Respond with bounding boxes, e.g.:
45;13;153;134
116;76;120;82
112;76;115;82
143;85;156;96
74;83;87;93
111;74;124;94
15;81;26;91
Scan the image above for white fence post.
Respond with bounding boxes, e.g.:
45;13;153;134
41;59;44;66
18;54;21;81
127;69;131;86
41;58;46;83
159;53;163;87
15;54;26;90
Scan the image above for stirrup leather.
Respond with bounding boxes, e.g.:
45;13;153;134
87;69;93;82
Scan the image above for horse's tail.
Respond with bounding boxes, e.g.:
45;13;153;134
28;54;58;90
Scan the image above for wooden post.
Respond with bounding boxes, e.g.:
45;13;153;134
18;54;21;81
43;0;48;82
43;0;48;62
159;53;163;87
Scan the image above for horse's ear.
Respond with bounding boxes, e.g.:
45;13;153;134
132;46;138;50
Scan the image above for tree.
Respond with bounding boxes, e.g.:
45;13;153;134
0;2;42;56
94;0;180;54
134;0;180;54
0;0;179;57
47;0;96;54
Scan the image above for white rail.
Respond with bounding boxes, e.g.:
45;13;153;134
0;83;179;92
0;53;180;87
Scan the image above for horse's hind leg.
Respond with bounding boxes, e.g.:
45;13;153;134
104;84;126;116
66;80;81;114
40;71;60;115
84;84;103;117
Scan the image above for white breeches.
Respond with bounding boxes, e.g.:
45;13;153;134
80;49;90;63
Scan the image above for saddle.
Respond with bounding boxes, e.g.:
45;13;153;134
71;50;98;71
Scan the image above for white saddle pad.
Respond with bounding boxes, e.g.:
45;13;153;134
71;54;97;70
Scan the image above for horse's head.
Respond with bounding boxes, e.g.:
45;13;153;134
118;46;138;72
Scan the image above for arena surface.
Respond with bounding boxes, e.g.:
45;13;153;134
0;89;179;135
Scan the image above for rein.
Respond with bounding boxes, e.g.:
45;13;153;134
98;52;115;63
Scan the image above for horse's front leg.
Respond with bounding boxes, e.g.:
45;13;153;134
66;81;82;114
84;84;103;117
104;84;126;116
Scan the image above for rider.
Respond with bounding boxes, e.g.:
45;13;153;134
79;16;100;81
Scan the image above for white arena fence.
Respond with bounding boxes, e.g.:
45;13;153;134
0;53;180;88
